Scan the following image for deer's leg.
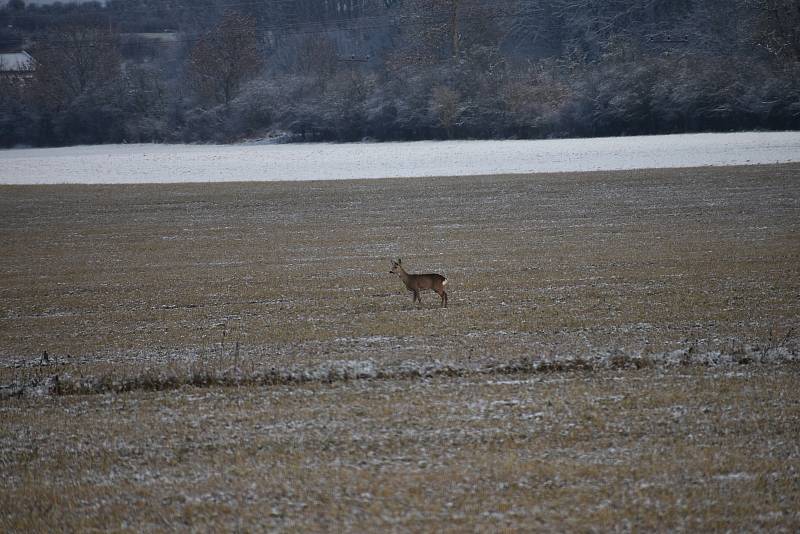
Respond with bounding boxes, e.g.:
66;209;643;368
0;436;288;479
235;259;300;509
442;291;448;308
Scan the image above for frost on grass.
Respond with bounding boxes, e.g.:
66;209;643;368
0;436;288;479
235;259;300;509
1;164;798;401
2;341;797;399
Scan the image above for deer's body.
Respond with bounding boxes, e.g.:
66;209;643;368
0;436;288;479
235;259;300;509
390;259;448;307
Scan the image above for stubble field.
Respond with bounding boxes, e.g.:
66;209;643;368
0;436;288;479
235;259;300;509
1;164;799;531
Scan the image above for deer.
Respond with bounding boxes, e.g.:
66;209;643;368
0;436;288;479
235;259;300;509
389;258;448;308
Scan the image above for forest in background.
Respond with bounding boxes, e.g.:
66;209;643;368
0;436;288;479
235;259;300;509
0;0;799;147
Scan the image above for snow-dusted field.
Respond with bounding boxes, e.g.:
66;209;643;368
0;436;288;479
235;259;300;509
2;159;800;531
1;131;799;184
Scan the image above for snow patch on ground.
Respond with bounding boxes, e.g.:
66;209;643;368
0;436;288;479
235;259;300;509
2;343;797;398
2;131;799;184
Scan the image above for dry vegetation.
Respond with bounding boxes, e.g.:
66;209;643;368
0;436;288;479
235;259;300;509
1;163;799;530
3;368;800;531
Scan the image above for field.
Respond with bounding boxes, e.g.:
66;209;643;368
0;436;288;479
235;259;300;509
2;131;800;184
1;163;799;530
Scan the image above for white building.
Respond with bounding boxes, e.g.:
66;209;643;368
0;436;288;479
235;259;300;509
0;51;35;83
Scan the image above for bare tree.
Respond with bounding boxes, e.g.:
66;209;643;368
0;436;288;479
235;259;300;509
187;12;264;105
32;26;121;111
429;85;461;137
273;34;338;81
388;0;508;66
749;0;800;61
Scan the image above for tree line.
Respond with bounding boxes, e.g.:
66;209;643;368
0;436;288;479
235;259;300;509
1;0;798;147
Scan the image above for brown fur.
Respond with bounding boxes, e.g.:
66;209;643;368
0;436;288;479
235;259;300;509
389;258;448;307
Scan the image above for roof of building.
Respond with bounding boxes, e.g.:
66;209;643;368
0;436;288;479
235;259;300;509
0;51;33;72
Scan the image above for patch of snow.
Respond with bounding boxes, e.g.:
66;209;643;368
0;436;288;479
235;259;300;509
713;472;755;482
1;131;799;184
307;360;378;381
485;379;538;386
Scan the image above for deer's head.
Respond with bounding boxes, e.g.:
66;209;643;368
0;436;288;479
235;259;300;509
389;258;402;274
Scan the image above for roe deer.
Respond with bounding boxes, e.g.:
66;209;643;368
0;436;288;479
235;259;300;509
389;258;448;308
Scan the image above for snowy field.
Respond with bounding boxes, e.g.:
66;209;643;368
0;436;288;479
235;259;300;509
1;131;799;184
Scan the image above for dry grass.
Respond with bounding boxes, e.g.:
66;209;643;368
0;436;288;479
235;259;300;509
2;367;799;531
2;165;798;376
1;163;799;530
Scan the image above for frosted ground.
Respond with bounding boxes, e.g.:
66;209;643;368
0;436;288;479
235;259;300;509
1;130;800;184
2;135;799;530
